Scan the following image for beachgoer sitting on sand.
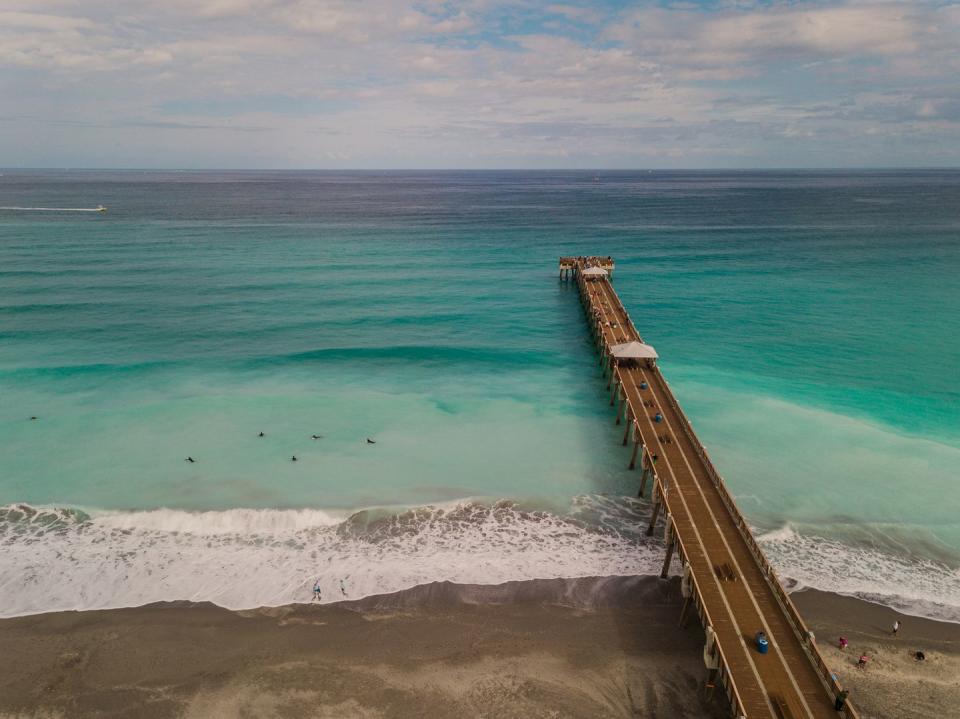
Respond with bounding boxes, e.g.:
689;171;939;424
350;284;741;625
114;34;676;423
838;636;849;650
857;654;869;669
915;650;925;661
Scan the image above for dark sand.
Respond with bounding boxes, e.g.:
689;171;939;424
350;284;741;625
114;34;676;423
0;576;725;719
2;577;957;719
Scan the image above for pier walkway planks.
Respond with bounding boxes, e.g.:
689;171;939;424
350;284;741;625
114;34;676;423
566;257;854;719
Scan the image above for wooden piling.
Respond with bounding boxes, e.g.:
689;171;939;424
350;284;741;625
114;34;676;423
661;532;676;578
679;595;693;628
646;499;661;536
629;436;642;471
639;465;651;496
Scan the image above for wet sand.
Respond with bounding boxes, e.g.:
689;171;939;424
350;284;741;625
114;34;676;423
0;577;956;719
0;576;724;719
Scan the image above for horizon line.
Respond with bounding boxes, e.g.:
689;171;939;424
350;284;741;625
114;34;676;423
3;166;960;172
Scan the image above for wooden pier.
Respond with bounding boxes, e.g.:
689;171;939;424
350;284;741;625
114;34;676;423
563;256;857;719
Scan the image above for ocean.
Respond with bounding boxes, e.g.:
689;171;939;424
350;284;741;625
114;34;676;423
1;169;958;620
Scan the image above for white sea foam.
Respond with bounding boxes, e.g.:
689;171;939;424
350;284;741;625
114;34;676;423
757;524;960;623
1;502;957;622
94;507;346;534
0;499;665;617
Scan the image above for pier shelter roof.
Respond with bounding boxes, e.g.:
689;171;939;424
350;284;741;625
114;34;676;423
610;341;658;360
582;266;608;277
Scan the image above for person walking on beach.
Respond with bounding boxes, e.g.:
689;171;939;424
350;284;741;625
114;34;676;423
857;654;868;670
340;579;347;597
312;579;322;601
834;688;850;711
892;620;901;636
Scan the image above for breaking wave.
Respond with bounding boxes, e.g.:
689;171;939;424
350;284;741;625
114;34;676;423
758;524;960;623
0;498;665;617
1;502;957;623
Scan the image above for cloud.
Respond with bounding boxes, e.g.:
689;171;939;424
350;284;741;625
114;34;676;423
0;11;94;31
0;1;957;168
607;2;959;78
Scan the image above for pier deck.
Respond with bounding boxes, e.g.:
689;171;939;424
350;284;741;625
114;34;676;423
565;257;855;719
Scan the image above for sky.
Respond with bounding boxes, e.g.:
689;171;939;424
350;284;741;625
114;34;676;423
1;0;959;169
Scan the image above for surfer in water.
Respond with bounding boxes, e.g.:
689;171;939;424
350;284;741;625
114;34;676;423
185;456;196;463
366;438;376;444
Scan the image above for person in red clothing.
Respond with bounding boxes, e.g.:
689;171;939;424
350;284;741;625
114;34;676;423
857;654;869;670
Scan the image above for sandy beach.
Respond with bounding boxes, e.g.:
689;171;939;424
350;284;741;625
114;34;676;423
0;577;956;719
0;577;725;719
793;589;960;719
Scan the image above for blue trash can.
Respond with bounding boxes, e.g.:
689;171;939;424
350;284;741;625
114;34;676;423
757;637;769;654
655;413;663;423
640;382;648;390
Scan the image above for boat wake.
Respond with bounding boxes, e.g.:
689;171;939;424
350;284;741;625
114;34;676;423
0;206;106;212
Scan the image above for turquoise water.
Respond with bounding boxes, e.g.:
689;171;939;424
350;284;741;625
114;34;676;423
1;170;958;618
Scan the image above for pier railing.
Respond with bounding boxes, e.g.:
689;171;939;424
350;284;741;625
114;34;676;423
617;360;749;716
662;501;749;718
652;366;859;719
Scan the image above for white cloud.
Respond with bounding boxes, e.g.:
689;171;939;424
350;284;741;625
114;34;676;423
0;1;957;167
607;2;957;77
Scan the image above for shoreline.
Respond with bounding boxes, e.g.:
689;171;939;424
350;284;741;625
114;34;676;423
1;577;958;718
3;500;958;625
